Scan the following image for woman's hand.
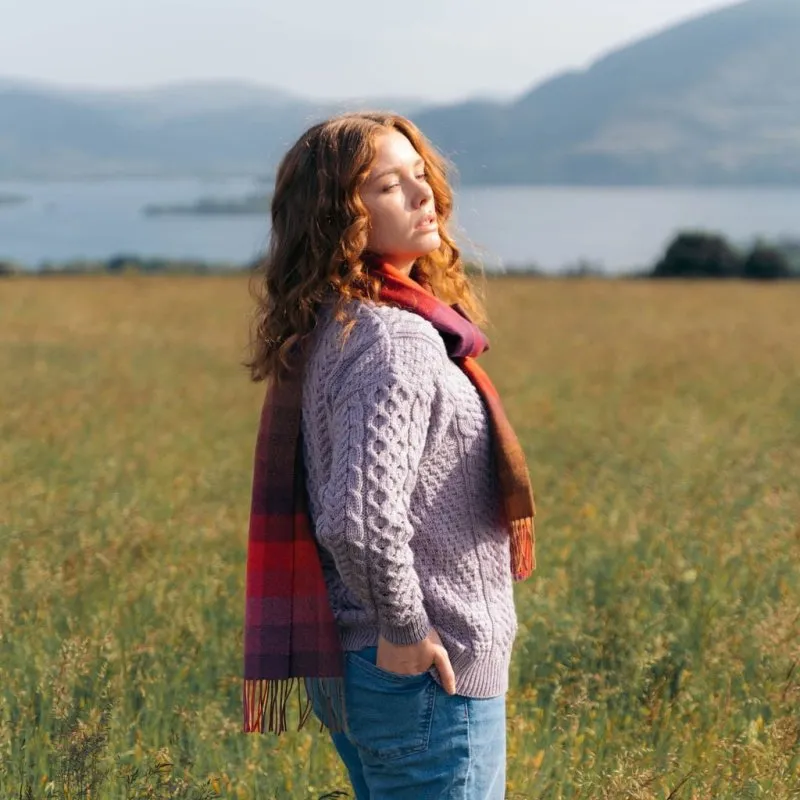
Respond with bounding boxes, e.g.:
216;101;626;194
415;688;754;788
376;628;457;695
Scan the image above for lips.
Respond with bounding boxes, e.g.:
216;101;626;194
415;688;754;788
415;213;438;229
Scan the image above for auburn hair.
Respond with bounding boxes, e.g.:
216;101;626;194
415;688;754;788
245;110;487;383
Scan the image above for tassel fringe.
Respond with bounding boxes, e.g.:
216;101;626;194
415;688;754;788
510;517;535;582
305;676;347;733
243;677;346;735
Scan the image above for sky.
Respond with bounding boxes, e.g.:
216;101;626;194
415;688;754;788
1;0;742;103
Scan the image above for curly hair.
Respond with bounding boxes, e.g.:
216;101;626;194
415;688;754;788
245;110;487;383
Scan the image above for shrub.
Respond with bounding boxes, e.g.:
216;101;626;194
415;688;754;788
653;232;743;278
743;244;793;280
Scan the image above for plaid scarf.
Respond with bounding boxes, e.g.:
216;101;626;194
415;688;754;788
242;259;536;734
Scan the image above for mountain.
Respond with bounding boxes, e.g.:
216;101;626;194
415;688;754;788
0;79;426;179
417;0;800;184
2;0;800;184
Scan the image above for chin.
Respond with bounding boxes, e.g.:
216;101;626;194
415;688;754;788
419;232;442;255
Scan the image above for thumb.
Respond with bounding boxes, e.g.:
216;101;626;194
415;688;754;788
433;646;457;696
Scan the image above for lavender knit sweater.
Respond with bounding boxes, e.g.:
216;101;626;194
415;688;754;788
300;297;517;698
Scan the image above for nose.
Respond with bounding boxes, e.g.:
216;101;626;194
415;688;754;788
415;181;433;208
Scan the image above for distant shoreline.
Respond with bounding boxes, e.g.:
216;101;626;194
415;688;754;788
2;231;800;281
141;192;271;216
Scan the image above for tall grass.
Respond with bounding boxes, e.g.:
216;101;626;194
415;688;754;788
1;274;798;798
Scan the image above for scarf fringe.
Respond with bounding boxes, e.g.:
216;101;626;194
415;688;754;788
243;677;346;734
510;517;535;582
305;676;347;733
242;678;311;734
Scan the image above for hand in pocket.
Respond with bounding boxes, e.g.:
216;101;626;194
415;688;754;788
377;627;457;694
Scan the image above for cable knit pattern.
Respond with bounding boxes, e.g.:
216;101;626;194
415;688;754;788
301;298;517;698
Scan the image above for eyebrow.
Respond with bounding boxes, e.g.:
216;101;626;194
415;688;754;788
369;157;425;183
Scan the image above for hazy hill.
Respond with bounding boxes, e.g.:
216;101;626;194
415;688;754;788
0;80;338;178
0;79;425;179
418;0;800;184
2;0;800;184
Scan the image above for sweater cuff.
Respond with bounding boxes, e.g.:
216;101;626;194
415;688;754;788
379;612;431;646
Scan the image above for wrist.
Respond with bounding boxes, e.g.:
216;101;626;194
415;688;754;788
379;612;431;646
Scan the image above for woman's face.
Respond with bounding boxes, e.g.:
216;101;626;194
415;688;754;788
360;129;440;273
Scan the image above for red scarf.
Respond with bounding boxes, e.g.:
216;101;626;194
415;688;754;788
243;260;536;734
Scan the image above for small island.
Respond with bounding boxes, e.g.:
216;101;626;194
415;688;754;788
0;193;27;208
142;192;271;217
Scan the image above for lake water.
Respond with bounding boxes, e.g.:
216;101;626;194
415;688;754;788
2;177;800;273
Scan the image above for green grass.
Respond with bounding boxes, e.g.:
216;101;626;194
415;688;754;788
1;274;799;799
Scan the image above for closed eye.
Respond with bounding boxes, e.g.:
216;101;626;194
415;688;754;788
381;170;427;192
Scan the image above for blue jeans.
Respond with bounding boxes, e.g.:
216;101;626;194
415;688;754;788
312;646;506;799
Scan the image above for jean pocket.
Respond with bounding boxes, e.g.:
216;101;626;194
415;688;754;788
344;651;436;760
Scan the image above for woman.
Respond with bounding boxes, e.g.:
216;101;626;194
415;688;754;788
243;111;536;799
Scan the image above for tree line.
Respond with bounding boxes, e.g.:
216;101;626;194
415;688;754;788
1;232;799;279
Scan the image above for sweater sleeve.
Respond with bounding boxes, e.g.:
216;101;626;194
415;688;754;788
314;328;440;646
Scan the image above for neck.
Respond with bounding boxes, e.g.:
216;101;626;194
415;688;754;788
376;255;416;277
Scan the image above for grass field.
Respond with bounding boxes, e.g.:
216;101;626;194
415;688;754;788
1;274;799;799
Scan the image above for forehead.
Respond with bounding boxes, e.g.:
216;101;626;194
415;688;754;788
370;129;421;167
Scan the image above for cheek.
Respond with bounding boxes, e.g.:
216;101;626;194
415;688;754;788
368;206;388;236
367;203;403;245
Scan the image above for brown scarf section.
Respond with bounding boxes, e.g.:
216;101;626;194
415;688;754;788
374;259;536;578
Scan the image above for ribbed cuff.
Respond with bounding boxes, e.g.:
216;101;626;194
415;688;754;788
379;612;431;646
